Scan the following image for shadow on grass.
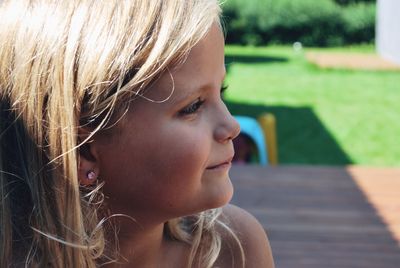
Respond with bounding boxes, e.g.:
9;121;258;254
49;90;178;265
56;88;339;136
224;53;289;73
225;100;353;165
225;54;288;65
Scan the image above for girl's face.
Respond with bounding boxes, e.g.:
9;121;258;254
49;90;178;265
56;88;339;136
92;24;240;223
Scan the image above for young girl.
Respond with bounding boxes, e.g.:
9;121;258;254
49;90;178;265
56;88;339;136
0;0;274;267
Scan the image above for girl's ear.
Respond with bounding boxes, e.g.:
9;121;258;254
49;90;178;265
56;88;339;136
78;130;100;186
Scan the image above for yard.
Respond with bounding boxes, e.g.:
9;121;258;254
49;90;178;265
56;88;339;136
224;45;400;166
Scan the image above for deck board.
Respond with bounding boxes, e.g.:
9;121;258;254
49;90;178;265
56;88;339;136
229;165;400;268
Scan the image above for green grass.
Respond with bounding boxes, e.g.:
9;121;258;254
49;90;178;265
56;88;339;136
224;45;400;166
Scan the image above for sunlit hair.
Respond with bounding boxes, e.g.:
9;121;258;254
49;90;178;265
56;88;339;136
0;0;244;267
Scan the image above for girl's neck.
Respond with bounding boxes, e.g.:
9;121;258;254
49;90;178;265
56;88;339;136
104;219;190;267
120;223;164;267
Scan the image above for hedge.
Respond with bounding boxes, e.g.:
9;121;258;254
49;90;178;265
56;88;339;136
222;0;376;46
342;3;376;44
334;0;375;5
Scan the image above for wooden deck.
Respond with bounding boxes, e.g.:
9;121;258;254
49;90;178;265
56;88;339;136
229;165;400;268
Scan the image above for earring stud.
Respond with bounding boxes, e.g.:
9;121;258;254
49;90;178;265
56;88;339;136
86;170;97;180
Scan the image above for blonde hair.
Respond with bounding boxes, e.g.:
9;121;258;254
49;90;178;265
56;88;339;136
0;0;244;267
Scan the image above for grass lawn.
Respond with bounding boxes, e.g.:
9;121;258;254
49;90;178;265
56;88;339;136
224;45;400;166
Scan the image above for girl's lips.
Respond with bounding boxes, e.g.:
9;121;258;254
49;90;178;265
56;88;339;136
207;162;231;170
206;157;233;170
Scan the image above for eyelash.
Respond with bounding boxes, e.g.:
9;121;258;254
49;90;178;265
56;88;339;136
178;84;229;116
220;84;228;97
178;99;205;116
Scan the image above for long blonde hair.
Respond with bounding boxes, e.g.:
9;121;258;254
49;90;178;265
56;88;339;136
0;0;243;267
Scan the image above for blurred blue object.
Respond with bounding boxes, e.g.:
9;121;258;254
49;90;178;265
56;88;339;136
234;115;268;165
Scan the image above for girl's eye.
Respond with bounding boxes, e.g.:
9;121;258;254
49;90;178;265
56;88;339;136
178;99;205;116
178;84;227;116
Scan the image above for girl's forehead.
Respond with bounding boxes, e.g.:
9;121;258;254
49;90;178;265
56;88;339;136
136;23;225;106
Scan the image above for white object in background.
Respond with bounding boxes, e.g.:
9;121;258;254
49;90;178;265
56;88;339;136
377;0;400;65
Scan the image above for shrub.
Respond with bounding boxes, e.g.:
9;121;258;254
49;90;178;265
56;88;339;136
334;0;375;5
261;0;345;46
222;0;267;45
222;0;376;46
342;3;376;43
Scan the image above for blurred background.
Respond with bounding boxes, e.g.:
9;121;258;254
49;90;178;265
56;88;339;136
222;1;400;267
221;0;399;167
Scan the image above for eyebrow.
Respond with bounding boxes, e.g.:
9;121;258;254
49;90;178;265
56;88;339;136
175;84;208;103
174;74;226;105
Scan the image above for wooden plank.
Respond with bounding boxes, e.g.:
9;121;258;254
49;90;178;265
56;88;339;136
348;166;400;243
229;165;400;268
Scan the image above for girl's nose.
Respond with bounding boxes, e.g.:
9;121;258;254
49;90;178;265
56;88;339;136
214;106;240;143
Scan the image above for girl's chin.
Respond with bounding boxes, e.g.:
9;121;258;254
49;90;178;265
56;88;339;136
204;179;234;210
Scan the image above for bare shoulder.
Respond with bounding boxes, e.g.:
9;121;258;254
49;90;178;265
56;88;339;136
215;204;275;268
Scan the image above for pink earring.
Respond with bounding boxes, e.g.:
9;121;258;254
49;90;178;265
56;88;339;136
86;170;97;180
